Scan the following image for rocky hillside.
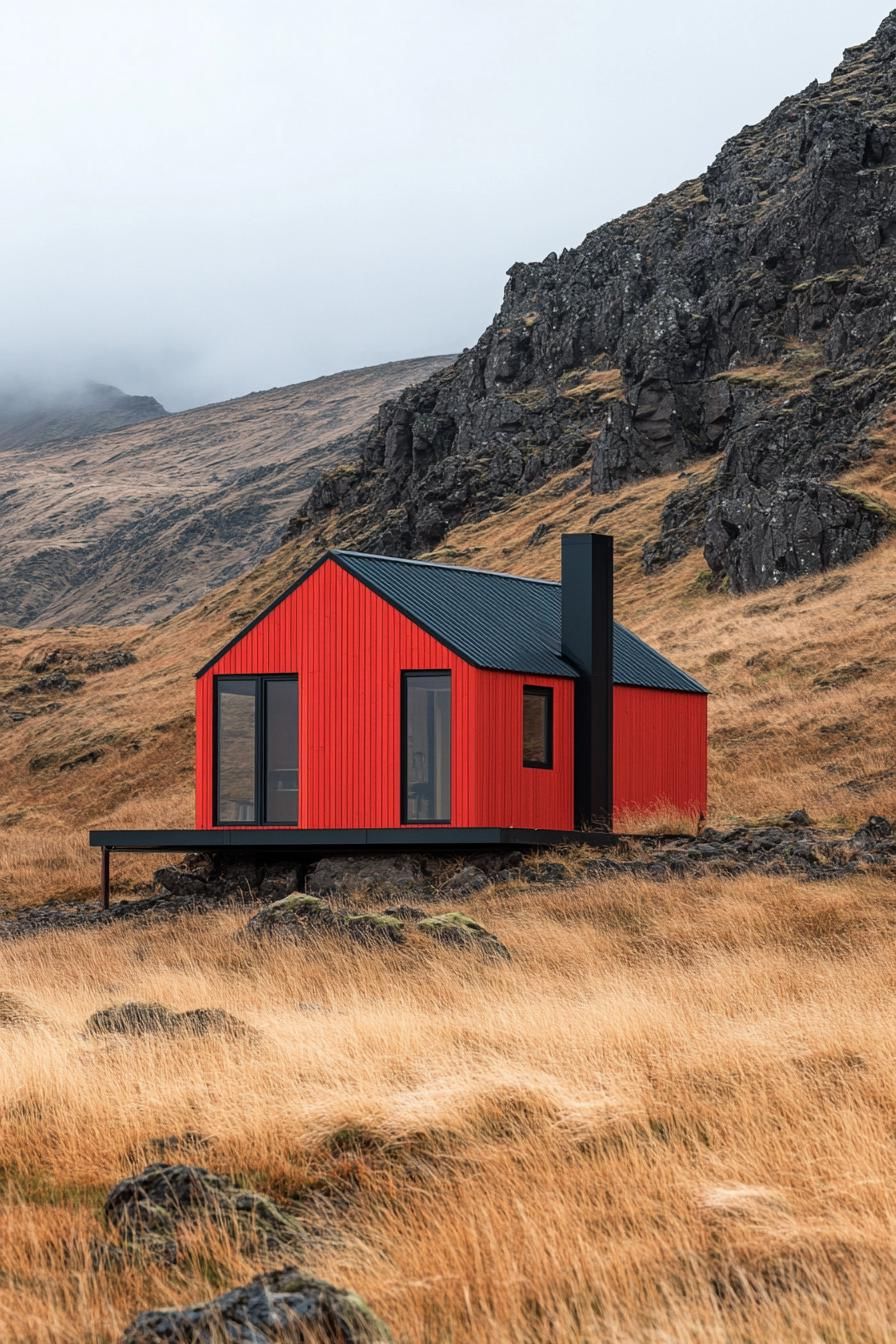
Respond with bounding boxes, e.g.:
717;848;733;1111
0;380;167;451
0;357;452;626
295;13;896;592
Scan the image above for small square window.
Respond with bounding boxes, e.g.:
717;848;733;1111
523;686;553;768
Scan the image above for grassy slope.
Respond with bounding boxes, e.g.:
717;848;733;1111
1;438;894;907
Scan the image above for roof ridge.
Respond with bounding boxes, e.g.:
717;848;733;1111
333;548;559;587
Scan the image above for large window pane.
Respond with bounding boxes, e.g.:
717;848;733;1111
404;673;451;822
216;680;257;823
265;679;298;824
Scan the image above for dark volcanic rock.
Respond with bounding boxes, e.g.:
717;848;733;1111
704;480;893;593
440;864;491;897
306;855;426;898
119;1266;393;1343
105;1164;304;1263
294;15;896;590
853;814;894;846
642;478;713;573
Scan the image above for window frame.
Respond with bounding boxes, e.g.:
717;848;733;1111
522;684;554;770
400;669;452;825
213;673;298;826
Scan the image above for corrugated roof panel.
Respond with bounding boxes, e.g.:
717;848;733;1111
334;550;707;694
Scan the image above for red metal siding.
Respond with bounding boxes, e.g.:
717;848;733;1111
613;685;707;821
195;558;573;830
475;670;573;829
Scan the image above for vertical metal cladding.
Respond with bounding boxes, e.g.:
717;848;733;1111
475;670;574;829
613;686;708;820
194;558;575;830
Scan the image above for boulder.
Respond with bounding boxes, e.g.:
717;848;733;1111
853;815;894;846
244;894;404;945
704;480;892;594
119;1267;393;1343
104;1164;304;1262
244;893;339;936
86;1002;249;1039
306;855;426;897
440;865;490;897
417;912;510;960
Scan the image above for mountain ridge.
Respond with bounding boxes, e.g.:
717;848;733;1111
0;356;454;627
0;380;167;453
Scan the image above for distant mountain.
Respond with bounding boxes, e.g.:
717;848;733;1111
0;380;167;452
0;357;454;626
296;13;896;593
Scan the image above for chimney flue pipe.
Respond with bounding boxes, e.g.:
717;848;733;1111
560;533;614;830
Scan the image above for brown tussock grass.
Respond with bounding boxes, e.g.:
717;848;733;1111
3;872;896;1340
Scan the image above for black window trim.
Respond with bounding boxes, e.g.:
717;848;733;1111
522;684;554;769
213;673;298;826
401;669;452;825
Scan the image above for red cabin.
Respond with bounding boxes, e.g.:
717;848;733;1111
191;533;707;835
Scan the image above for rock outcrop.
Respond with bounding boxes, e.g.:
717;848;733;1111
294;14;896;591
119;1267;393;1344
244;893;405;945
417;912;511;960
104;1164;304;1263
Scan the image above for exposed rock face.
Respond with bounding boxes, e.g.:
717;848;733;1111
119;1267;393;1344
704;480;893;592
642;478;713;574
296;15;896;590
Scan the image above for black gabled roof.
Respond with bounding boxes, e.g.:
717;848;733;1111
336;551;707;693
196;547;707;693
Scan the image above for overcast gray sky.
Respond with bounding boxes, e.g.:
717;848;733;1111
0;1;888;410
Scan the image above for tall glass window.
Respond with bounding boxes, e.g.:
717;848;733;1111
215;676;298;824
403;672;451;822
216;679;257;823
523;686;553;768
265;678;299;824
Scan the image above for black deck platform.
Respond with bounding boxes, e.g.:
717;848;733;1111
89;827;615;854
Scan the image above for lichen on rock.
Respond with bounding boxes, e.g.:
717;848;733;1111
119;1266;393;1343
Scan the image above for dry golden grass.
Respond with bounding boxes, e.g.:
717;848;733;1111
711;340;828;399
4;872;896;1341
558;367;625;401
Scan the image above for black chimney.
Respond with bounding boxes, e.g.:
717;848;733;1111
560;533;614;830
